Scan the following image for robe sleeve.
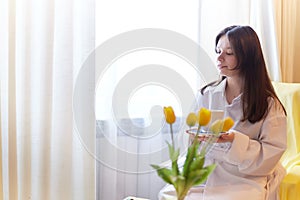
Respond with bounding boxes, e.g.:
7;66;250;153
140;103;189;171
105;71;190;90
224;100;287;176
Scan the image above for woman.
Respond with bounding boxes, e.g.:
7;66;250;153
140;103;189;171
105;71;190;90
197;25;286;200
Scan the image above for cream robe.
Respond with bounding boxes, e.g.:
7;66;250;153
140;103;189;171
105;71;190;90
197;79;287;200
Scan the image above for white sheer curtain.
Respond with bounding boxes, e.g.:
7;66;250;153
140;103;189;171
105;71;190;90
0;0;95;199
199;0;281;81
95;1;209;199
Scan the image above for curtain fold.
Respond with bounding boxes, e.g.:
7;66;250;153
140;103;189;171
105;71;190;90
8;0;18;199
274;0;300;83
0;0;95;199
250;0;282;81
0;85;3;199
0;80;3;199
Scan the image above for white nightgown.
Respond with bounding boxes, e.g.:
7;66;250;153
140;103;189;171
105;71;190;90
159;79;287;200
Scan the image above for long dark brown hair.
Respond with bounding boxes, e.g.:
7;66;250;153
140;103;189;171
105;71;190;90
201;25;286;123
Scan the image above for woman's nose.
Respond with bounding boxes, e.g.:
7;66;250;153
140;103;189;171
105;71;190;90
217;52;224;61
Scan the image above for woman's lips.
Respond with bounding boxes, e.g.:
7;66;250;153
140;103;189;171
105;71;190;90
218;65;227;70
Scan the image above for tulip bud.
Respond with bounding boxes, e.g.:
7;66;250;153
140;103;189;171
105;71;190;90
198;108;211;126
163;106;176;124
222;117;234;132
186;112;197;127
210;119;223;134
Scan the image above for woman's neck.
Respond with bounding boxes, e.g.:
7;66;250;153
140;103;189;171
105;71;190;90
225;77;243;104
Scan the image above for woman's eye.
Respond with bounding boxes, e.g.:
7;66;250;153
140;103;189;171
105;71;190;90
215;48;234;55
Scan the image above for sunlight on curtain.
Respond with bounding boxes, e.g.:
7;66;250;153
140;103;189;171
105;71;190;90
199;0;281;81
274;0;300;83
0;0;95;199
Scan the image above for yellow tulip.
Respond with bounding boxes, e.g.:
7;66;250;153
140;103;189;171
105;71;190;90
186;112;197;127
222;117;234;132
210;119;223;134
198;108;211;126
210;117;234;134
164;106;176;124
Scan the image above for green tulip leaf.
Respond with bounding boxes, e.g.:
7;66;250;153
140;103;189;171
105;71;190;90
182;140;200;176
151;164;176;185
192;164;216;186
189;155;205;171
168;143;180;162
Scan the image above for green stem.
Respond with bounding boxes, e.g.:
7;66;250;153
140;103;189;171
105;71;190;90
170;124;174;147
192;125;202;146
177;188;190;200
200;131;218;156
196;125;201;137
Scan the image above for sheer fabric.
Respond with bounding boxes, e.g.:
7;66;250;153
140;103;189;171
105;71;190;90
274;0;300;83
0;0;95;199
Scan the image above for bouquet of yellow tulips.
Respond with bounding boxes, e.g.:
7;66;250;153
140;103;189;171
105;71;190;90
151;106;234;200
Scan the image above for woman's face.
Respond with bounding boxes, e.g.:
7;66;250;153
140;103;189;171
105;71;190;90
216;35;239;77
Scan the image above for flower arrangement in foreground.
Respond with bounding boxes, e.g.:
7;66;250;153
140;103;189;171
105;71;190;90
151;107;234;200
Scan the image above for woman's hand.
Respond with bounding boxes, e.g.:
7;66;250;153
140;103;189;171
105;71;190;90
217;132;235;143
186;130;235;143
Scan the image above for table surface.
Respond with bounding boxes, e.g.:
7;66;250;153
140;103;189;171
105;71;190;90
159;182;268;200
